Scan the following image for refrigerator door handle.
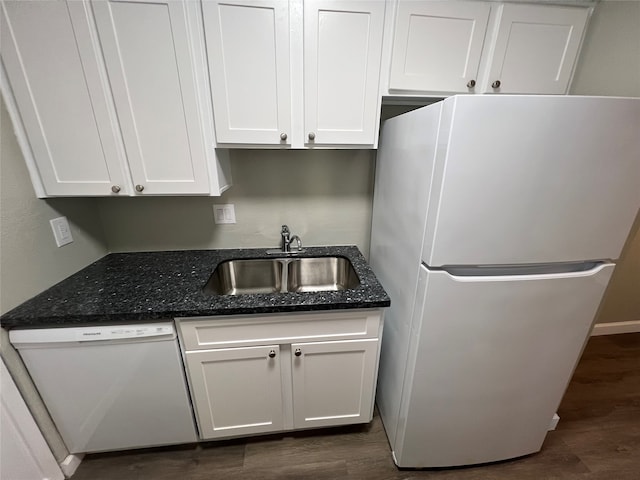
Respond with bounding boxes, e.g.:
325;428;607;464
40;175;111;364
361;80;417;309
435;261;613;281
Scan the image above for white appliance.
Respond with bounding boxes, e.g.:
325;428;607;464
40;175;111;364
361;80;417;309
370;95;640;468
10;322;198;453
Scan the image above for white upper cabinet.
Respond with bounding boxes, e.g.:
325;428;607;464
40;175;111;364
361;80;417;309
202;0;291;146
383;1;591;96
1;0;230;197
92;0;212;194
304;0;385;146
482;3;590;94
388;0;490;94
0;0;128;196
203;0;385;148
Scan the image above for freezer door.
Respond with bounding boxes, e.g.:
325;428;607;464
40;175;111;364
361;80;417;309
422;95;640;266
393;263;614;468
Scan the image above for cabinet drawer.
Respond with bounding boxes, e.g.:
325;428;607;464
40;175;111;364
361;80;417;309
177;309;382;351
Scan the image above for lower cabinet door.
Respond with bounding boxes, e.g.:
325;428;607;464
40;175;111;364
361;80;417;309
291;339;378;428
185;345;284;439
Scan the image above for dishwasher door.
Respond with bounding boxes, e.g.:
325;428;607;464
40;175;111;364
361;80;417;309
10;323;197;453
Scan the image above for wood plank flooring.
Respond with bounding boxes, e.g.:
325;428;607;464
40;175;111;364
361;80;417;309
72;333;640;480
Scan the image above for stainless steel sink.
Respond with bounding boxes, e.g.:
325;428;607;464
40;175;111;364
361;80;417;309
203;256;359;295
287;257;359;293
203;259;282;295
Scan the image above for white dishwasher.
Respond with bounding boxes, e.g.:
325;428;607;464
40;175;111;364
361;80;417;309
10;322;198;453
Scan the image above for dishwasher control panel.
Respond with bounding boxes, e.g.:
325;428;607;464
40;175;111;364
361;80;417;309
10;323;175;345
76;324;173;341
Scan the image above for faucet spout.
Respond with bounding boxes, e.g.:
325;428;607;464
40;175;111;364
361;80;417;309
289;235;302;252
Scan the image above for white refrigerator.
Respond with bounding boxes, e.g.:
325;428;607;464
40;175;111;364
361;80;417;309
370;95;640;468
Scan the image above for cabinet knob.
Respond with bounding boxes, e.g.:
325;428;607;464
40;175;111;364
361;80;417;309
308;132;316;141
294;348;302;357
268;350;276;358
491;80;501;89
135;184;144;192
466;79;476;88
280;132;287;141
111;185;121;193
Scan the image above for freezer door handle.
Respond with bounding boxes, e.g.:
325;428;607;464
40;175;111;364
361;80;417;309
436;262;613;281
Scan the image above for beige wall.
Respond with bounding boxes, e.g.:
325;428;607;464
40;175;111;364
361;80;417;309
570;0;640;324
597;219;640;323
0;102;108;314
571;0;640;97
97;148;376;256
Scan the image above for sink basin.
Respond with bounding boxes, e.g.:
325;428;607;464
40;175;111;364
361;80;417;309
203;259;282;295
287;257;359;293
204;256;360;295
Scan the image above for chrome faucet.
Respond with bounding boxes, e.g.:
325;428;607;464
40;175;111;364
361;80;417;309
281;225;303;253
266;225;304;255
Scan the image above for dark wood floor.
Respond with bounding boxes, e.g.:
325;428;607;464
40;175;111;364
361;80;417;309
72;333;640;480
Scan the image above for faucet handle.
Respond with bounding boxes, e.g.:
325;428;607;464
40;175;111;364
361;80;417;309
281;225;290;234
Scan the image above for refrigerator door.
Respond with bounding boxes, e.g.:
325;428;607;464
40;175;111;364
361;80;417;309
392;262;614;468
422;95;640;267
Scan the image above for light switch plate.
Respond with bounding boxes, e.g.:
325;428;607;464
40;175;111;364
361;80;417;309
213;204;236;224
50;216;74;247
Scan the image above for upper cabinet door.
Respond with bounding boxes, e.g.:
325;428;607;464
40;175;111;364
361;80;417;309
0;0;128;196
389;0;490;94
304;0;385;146
202;0;291;146
482;3;590;94
92;0;210;194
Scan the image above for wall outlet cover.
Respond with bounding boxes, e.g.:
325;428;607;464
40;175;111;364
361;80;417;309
213;204;236;224
50;216;73;247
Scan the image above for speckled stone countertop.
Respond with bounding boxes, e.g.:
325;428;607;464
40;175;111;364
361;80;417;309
1;246;390;329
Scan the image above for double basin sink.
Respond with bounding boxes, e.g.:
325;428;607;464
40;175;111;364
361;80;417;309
204;256;360;295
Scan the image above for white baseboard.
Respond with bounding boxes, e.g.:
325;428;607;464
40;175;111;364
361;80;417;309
548;413;560;431
59;454;83;478
591;320;640;336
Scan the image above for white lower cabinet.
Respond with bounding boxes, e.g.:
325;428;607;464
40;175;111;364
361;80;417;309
185;345;284;439
177;309;383;440
291;339;378;429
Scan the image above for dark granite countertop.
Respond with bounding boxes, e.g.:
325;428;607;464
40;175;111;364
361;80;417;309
1;246;390;329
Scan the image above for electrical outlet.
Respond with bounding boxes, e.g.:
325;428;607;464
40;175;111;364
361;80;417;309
213;204;236;224
50;216;74;247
